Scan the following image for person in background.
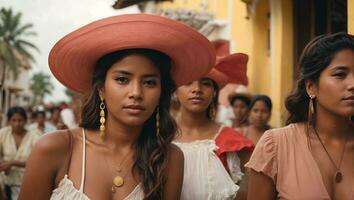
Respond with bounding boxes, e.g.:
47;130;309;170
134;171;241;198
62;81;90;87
228;92;251;134
0;106;40;200
49;107;67;130
216;84;240;127
60;94;81;129
28;111;56;134
49;107;60;126
246;33;354;200
243;95;272;145
28;109;37;125
174;53;254;200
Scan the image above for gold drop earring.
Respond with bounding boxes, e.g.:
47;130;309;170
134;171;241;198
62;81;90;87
99;96;106;139
156;107;160;136
308;95;315;124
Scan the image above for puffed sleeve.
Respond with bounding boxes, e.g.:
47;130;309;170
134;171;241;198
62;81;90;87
226;152;244;183
245;130;277;182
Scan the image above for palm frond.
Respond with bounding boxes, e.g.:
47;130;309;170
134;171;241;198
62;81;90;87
0;41;17;70
13;44;35;62
16;39;39;51
22;31;37;37
13;23;34;37
0;7;38;79
9;12;21;33
30;72;54;99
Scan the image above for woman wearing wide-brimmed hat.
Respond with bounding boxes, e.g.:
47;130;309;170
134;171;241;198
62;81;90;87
19;14;215;200
173;53;254;200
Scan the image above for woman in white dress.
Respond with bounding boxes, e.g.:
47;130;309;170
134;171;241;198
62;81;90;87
174;54;254;200
19;14;215;200
0;106;40;200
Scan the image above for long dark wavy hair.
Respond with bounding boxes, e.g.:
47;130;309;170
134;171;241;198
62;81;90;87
80;49;177;199
206;80;220;120
285;32;354;125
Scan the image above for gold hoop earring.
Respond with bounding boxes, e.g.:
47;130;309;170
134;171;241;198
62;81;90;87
308;95;315;124
99;96;106;139
156;107;160;136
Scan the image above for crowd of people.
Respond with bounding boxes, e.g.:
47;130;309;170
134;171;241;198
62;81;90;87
0;14;352;200
0;100;80;199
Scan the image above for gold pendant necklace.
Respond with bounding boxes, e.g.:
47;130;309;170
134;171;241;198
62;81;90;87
334;171;342;183
110;162;134;193
103;149;133;193
111;176;124;193
113;176;124;187
312;127;348;183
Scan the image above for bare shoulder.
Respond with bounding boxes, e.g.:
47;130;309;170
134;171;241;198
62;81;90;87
166;143;184;171
167;143;184;161
19;128;82;199
25;128;83;179
32;128;81;163
163;143;184;199
34;130;69;154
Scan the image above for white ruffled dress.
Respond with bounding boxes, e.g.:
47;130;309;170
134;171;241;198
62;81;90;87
173;128;243;200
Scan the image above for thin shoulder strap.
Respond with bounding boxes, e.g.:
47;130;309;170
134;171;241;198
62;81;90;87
66;129;74;174
79;128;86;193
213;125;225;140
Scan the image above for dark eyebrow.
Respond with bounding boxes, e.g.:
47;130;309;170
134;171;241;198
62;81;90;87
200;77;213;81
112;70;132;76
143;74;160;78
330;66;349;71
112;70;160;78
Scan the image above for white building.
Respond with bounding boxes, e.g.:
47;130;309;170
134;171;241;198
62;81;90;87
0;52;33;126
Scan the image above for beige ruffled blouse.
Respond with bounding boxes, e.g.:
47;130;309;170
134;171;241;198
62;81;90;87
246;123;334;200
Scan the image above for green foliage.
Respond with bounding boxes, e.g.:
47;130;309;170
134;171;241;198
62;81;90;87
30;72;54;105
0;7;38;81
65;88;75;98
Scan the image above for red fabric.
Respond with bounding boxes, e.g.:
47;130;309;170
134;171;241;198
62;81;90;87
215;53;249;86
206;68;229;89
215;127;255;172
212;39;230;57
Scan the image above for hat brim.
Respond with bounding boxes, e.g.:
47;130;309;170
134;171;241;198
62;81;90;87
215;53;248;86
49;14;215;93
205;68;229;89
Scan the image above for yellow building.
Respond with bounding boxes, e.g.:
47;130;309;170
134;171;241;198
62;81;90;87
156;0;353;127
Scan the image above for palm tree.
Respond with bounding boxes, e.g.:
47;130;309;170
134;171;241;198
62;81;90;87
0;7;38;88
30;72;54;105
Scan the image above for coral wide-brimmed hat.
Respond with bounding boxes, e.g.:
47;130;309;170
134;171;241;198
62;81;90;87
215;53;248;86
49;14;215;93
206;53;248;89
205;68;229;89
